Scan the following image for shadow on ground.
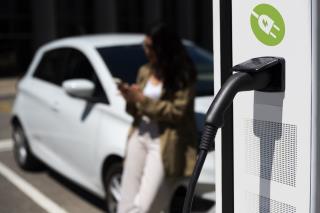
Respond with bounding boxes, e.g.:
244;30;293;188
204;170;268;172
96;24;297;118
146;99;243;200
46;169;106;211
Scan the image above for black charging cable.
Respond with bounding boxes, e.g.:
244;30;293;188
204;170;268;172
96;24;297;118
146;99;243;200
183;124;218;213
182;57;285;213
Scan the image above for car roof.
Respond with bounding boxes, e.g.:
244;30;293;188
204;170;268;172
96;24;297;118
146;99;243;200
42;34;145;49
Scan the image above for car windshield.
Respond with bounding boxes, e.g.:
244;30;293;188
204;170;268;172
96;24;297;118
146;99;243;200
97;44;213;96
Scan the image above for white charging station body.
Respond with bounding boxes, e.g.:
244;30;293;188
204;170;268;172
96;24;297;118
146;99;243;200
213;1;320;212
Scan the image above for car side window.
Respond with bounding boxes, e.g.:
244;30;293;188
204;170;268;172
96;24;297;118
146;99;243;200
64;49;109;104
33;49;69;86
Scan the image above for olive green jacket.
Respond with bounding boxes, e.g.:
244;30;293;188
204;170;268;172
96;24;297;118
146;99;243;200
126;64;197;177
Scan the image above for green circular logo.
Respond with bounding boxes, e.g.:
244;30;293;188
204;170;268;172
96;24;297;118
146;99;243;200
250;4;285;46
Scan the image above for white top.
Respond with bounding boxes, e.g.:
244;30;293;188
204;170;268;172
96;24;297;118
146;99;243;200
143;79;163;100
139;79;163;138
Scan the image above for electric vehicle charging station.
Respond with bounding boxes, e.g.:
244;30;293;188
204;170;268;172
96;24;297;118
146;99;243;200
209;0;320;213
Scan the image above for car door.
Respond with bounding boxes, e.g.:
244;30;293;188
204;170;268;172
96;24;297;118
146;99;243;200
53;48;109;183
25;48;69;160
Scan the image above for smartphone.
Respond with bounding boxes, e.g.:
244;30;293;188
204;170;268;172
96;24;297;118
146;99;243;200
114;78;129;92
114;78;123;86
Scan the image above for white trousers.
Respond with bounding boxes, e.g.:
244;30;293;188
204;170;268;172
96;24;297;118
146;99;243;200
117;128;176;213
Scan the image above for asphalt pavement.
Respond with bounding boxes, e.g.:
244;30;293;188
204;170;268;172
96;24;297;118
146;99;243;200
0;148;105;213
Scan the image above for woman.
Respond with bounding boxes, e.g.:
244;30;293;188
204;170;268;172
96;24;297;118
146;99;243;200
117;23;197;213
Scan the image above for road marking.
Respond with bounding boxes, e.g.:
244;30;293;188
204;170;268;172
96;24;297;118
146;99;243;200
0;162;68;213
0;139;12;152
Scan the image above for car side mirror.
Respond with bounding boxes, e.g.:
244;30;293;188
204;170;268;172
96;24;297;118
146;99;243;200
62;79;95;99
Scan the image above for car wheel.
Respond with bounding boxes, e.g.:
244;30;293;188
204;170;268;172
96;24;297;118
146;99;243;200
103;162;123;213
12;124;43;170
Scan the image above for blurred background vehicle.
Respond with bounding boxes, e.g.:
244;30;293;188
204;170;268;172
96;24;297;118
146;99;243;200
11;35;215;213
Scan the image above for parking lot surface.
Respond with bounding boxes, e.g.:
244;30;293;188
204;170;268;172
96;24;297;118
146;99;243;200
0;146;105;213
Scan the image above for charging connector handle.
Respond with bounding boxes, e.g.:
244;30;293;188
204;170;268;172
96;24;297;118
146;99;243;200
182;56;285;213
206;71;271;128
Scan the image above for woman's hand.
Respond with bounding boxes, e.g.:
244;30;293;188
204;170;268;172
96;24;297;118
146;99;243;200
120;84;145;103
118;82;130;94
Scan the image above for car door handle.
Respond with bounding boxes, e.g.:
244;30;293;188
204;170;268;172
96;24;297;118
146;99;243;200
50;102;60;112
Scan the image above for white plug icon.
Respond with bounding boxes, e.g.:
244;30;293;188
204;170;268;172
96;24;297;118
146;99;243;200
252;10;280;38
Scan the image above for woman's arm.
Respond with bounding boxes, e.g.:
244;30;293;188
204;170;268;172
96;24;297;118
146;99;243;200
124;65;151;117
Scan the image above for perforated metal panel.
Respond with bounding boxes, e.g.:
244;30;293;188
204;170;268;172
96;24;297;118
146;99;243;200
246;192;296;213
245;119;297;187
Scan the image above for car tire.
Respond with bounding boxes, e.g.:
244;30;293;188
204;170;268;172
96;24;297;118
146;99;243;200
103;161;123;213
12;124;43;170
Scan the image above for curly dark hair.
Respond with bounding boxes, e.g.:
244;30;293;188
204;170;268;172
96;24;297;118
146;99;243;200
146;23;197;92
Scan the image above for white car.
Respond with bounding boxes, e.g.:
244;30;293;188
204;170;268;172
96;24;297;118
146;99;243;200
11;34;215;212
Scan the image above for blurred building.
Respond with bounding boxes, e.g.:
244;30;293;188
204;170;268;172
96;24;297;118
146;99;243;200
0;0;212;77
